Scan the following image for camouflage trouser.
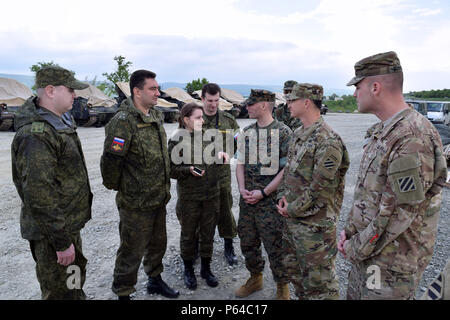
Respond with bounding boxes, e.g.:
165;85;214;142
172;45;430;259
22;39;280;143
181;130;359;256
283;220;339;300
346;262;418;300
29;231;87;300
177;198;219;260
237;198;289;283
216;184;237;239
112;207;167;296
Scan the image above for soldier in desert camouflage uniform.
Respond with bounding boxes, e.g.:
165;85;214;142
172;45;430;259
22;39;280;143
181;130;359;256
100;70;179;300
273;80;303;131
339;51;447;300
277;83;349;300
235;89;292;300
11;66;92;299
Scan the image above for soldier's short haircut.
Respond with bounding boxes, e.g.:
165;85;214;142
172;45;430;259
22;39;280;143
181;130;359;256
178;102;204;129
267;101;275;111
368;72;404;93
130;70;157;98
201;83;221;98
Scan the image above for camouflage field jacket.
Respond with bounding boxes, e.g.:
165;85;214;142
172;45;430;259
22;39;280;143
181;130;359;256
11;97;92;251
344;108;447;274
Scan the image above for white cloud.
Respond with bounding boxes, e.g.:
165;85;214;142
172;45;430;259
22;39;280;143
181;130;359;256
0;0;448;91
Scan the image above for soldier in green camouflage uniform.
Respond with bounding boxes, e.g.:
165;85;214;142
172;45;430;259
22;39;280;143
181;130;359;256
273;80;303;131
168;103;227;289
201;83;239;265
235;89;292;300
11;66;92;300
277;83;350;300
100;70;179;300
340;51;447;300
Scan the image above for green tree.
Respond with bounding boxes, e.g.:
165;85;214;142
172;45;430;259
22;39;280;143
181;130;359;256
185;78;209;94
101;55;133;97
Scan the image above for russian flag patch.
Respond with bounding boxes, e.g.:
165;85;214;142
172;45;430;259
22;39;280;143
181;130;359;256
111;137;125;153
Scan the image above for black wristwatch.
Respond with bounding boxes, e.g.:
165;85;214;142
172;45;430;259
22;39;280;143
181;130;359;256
260;189;268;199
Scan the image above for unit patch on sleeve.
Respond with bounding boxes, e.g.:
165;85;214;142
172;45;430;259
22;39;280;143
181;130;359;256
111;137;125;153
397;176;416;193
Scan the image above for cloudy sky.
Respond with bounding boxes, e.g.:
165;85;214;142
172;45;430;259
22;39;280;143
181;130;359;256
1;0;448;92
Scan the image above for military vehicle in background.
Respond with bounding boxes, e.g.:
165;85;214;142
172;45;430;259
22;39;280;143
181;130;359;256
71;84;118;127
116;82;180;123
0;77;33;131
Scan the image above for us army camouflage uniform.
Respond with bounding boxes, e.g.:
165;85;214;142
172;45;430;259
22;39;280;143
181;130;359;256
168;129;220;260
202;110;239;239
273;103;303;131
344;108;447;300
278;117;349;300
11;97;92;300
237;119;292;284
100;97;171;297
420;258;450;300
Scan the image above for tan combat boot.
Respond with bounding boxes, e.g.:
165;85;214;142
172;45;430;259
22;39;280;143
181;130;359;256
276;282;290;300
235;273;263;298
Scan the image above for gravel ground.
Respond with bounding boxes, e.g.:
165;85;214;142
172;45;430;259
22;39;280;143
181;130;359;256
0;113;448;300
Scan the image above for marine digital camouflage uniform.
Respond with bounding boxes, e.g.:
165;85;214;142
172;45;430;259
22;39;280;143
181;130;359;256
202;110;239;239
168;129;220;260
344;108;447;300
273;80;302;131
237;92;292;284
100;97;171;297
11;97;92;300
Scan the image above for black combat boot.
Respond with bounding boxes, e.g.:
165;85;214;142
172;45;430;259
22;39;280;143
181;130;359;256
146;274;180;298
118;295;131;300
224;238;238;265
183;259;197;290
200;257;218;287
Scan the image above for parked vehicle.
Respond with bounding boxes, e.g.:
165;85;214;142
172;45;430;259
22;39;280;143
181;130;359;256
427;101;450;126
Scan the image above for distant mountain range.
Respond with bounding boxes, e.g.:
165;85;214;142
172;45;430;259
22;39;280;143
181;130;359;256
0;73;353;97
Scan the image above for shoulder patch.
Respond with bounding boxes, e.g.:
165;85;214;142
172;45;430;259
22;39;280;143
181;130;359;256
388;153;425;204
318;145;343;180
31;122;45;133
110;137;125;153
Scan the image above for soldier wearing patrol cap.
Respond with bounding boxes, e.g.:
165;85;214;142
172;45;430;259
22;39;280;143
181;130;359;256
273;80;303;131
11;66;92;299
235;89;292;300
338;51;447;299
277;83;350;300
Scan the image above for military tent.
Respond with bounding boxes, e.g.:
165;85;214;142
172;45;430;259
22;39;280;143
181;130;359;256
0;77;33;106
220;88;245;105
75;84;116;108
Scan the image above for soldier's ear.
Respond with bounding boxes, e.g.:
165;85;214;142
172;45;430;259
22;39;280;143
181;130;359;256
44;85;55;98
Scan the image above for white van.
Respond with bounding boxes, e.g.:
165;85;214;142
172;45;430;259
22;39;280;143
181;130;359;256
427;102;450;126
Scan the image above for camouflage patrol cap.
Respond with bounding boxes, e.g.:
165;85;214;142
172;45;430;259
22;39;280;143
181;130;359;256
35;66;89;90
283;80;298;91
286;83;323;101
346;51;402;86
243;89;276;106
